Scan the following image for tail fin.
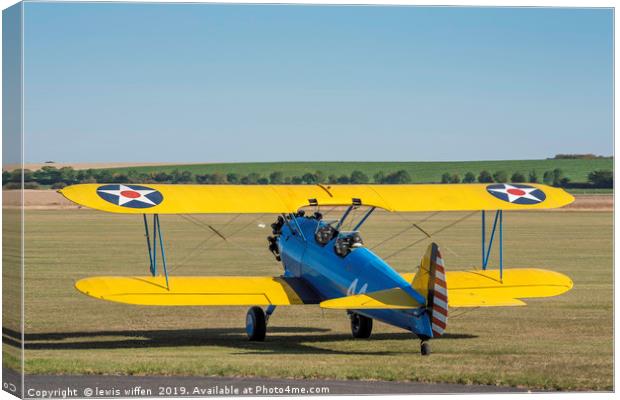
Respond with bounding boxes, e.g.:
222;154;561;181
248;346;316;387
412;243;448;338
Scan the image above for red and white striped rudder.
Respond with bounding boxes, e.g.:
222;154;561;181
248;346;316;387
411;242;449;338
430;248;448;338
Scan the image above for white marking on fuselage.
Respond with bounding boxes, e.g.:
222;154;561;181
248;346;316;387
347;279;368;296
347;279;359;296
359;283;368;294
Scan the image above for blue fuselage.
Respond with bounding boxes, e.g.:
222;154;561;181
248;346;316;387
277;215;433;338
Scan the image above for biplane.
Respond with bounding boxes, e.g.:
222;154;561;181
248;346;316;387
60;182;574;355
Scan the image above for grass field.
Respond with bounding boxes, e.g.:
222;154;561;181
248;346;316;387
3;207;613;390
101;159;613;184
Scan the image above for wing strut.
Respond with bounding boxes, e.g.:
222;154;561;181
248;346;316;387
143;214;154;274
481;210;504;281
352;206;375;231
155;214;170;289
334;205;354;230
143;213;170;290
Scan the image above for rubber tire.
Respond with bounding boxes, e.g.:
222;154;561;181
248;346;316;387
421;341;431;356
246;306;266;341
350;313;373;339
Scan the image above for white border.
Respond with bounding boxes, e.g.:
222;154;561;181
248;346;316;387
0;2;615;400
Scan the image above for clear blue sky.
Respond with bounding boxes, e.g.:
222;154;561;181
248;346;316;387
22;3;613;163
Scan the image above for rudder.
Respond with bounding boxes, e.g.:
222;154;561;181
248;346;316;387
412;242;448;337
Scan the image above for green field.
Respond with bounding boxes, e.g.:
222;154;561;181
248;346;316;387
2;206;612;390
102;159;613;184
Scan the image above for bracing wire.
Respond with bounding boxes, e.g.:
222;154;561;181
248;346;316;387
396;210;441;226
223;213;267;239
169;214;243;273
382;211;477;261
428;211;478;237
369;211;441;251
169;213;276;274
183;213;241;238
370;224;417;251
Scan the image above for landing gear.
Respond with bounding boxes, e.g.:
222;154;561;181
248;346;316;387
350;312;373;338
246;306;266;341
420;340;431;356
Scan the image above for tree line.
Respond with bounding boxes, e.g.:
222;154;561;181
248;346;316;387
440;169;612;188
2;166;613;189
2;167;412;188
550;153;611;160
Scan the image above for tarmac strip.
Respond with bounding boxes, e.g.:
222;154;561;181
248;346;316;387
3;368;528;398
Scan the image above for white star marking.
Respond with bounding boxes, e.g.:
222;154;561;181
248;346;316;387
488;184;542;203
97;184;157;206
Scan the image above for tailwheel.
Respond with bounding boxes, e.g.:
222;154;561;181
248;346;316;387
246;306;266;341
420;340;431;356
350;312;373;339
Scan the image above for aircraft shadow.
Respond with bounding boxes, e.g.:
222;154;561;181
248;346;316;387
3;327;477;356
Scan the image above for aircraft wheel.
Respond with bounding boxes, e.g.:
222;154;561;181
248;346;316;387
350;312;373;338
246;306;266;341
420;341;431;356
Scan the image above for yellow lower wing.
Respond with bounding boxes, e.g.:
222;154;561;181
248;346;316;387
76;269;572;308
321;268;572;309
75;276;320;306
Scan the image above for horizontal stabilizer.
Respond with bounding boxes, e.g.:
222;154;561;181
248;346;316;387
320;287;422;310
446;295;526;307
75;276;321;306
402;268;572;308
321;268;571;310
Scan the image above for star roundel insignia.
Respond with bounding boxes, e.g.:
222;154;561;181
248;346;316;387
97;184;164;208
486;183;546;205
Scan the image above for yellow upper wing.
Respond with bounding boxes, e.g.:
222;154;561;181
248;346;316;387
59;183;574;214
75;276;321;306
321;268;573;309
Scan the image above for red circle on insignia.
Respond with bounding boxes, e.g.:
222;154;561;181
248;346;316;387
507;188;526;196
120;190;141;198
